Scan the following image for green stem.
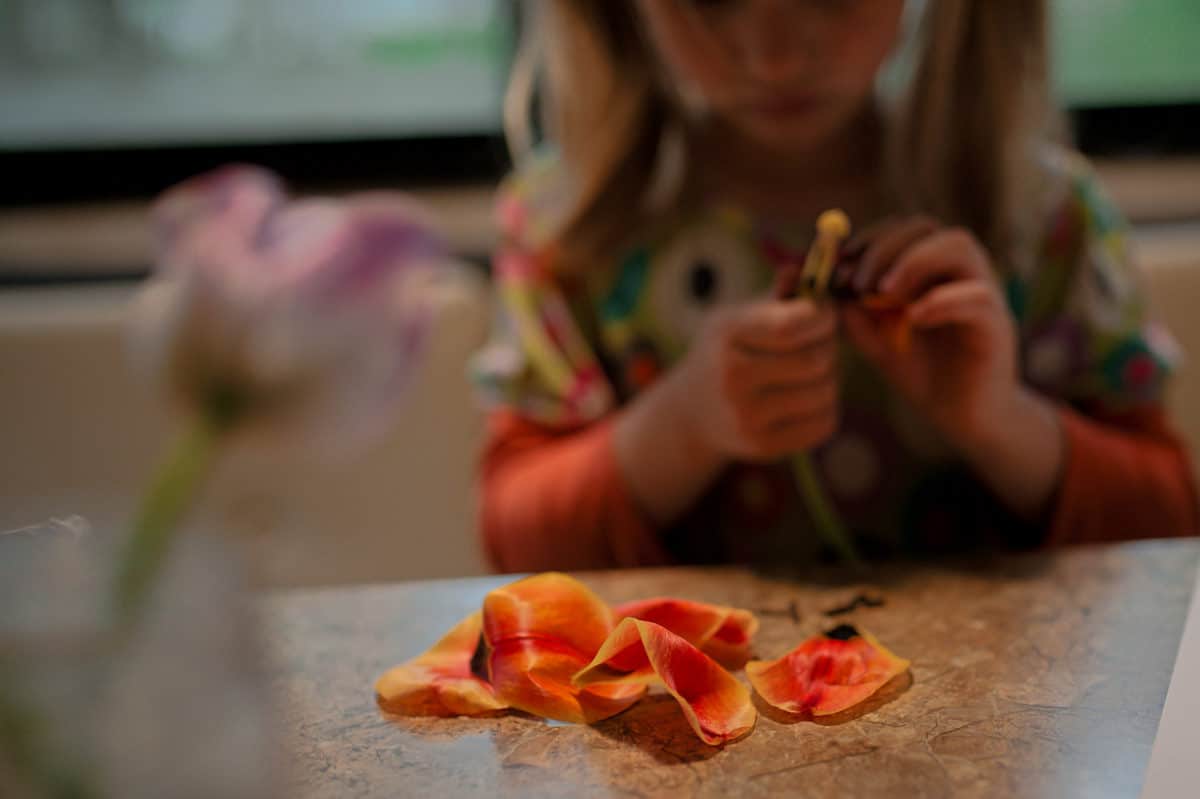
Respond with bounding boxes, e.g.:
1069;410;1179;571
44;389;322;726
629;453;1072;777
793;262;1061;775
0;684;95;799
113;413;223;626
792;453;861;565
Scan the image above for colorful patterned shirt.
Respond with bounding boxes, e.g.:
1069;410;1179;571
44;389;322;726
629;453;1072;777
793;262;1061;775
474;147;1183;566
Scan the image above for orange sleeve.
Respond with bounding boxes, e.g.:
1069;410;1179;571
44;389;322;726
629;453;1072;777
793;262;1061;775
1046;405;1199;545
479;410;671;573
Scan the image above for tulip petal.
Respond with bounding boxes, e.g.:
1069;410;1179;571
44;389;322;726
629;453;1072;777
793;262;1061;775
483;572;614;653
746;624;910;717
153;164;284;259
375;612;506;717
487;636;645;724
574;619;756;746
484;573;644;723
859;295;912;354
614;597;759;667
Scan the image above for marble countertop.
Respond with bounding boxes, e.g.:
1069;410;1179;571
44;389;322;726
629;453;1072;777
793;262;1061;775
264;539;1198;798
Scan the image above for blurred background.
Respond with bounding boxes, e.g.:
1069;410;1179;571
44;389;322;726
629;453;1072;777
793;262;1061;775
0;0;507;149
1;0;1198;586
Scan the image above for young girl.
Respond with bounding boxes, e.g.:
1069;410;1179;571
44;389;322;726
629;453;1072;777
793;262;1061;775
473;0;1197;572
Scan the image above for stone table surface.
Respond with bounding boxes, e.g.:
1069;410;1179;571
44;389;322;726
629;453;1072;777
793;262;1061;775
263;540;1199;798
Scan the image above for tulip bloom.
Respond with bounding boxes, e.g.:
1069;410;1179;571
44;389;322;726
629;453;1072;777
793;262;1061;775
117;165;444;621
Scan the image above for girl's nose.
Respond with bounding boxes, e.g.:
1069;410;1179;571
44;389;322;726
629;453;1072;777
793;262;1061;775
735;0;812;83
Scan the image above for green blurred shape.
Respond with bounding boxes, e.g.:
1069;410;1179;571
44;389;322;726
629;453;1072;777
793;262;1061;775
364;22;508;67
1054;0;1200;106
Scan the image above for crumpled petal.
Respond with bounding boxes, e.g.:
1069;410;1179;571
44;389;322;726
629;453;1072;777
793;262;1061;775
746;624;910;716
483;573;644;724
487;637;648;724
574;618;756;746
614;597;758;668
859;294;911;353
375;612;506;717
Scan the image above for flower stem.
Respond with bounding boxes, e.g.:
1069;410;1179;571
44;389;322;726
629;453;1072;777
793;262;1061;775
792;453;861;565
0;687;96;799
113;413;223;626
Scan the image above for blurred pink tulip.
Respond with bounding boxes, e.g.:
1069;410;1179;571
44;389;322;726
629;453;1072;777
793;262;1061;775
133;165;445;452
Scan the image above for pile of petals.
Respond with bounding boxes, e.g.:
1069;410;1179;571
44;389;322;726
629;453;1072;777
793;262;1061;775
375;573;909;745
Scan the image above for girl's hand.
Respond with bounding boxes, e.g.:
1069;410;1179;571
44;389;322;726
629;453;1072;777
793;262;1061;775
675;298;841;462
840;218;1021;450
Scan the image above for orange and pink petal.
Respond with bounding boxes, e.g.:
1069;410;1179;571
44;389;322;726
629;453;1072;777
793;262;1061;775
375;612;507;717
613;597;758;667
488;636;644;723
483;572;614;655
484;572;643;723
746;624;910;717
575;618;756;745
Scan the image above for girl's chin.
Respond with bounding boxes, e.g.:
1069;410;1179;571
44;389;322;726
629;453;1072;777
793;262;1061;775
727;101;864;159
733;117;835;154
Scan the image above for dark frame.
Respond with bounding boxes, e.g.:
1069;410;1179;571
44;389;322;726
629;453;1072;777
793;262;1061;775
7;106;1197;208
0;134;512;207
1070;104;1200;157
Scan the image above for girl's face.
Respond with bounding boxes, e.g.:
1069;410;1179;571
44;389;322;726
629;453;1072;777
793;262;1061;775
635;0;906;153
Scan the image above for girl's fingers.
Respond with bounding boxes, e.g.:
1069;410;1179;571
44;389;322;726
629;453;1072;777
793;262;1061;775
839;306;889;364
877;228;991;302
747;378;838;426
841;219;891;266
726;344;838;395
852;216;940;293
730;300;837;354
844;215;918;258
844;218;887;256
907;281;1003;329
755;411;839;457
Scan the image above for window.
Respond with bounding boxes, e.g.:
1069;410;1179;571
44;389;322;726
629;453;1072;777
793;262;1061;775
1053;0;1200;154
0;0;515;205
0;0;511;147
1054;0;1200;108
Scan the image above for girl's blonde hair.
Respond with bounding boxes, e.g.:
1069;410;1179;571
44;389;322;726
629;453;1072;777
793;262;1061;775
506;0;1058;273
